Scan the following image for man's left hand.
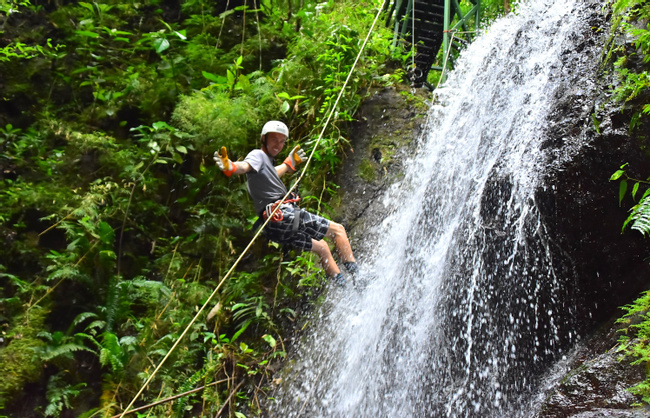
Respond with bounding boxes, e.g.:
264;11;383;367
283;146;306;172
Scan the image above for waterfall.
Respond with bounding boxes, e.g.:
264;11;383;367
271;0;601;416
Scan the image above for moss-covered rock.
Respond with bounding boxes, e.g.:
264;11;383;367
0;306;48;404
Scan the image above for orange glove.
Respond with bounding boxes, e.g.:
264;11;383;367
283;145;306;172
214;146;236;177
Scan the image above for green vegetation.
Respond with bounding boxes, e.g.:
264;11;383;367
358;159;377;182
616;290;650;404
611;0;650;130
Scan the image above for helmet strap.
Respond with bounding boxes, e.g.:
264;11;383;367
261;134;269;154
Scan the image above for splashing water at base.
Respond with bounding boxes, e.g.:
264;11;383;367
270;0;600;416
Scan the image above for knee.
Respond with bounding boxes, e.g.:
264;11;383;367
328;221;347;238
311;239;332;257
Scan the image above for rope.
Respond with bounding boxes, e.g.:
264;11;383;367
118;5;385;417
411;0;415;72
109;379;229;418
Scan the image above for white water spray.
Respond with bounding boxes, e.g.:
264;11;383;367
271;0;598;416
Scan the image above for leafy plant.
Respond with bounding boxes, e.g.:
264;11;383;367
610;164;650;236
43;372;87;418
610;0;650;130
616;289;650;403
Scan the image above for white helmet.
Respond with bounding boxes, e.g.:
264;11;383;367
260;120;289;139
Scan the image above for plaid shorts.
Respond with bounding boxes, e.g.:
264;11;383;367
264;204;330;251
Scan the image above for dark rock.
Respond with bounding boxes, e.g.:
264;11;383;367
538;352;645;416
534;314;649;417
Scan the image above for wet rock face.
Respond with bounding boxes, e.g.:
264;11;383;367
539;352;645;415
532;0;650;333
539;23;650;331
544;116;650;330
531;2;650;414
534;316;650;417
334;85;429;252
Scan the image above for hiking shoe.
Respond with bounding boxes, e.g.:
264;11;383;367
332;272;346;287
344;261;359;277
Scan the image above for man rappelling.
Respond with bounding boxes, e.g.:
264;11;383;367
214;120;358;285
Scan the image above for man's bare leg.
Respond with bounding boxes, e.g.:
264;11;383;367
325;222;356;263
311;239;340;277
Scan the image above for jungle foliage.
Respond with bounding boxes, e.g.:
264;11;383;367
0;0;406;415
0;0;510;416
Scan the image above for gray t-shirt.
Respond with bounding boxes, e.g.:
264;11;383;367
244;149;288;214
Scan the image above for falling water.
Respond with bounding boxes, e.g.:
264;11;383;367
271;0;602;416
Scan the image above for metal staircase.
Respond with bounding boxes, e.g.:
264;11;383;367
385;0;482;89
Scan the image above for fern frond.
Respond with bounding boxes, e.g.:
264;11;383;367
40;343;95;362
70;311;98;332
625;196;650;235
99;348;124;373
46;265;83;282
85;320;107;335
174;366;208;416
119;335;137;347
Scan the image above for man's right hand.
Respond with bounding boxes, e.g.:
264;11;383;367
214;146;236;177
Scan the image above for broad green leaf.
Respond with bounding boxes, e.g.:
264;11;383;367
152;121;173;131
236;74;250;91
78;2;94;13
218;9;236;19
262;334;276;348
202;71;222;82
611;170;625;181
619;179;628;206
98;221;114;245
76;30;100;38
154;38;170;54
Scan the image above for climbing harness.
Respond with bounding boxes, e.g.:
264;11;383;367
263;199;304;236
263;197;301;222
119;5;385;417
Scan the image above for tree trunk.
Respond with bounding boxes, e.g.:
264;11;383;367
504;0;511;14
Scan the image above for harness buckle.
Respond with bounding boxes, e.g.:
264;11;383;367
262;196;301;222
